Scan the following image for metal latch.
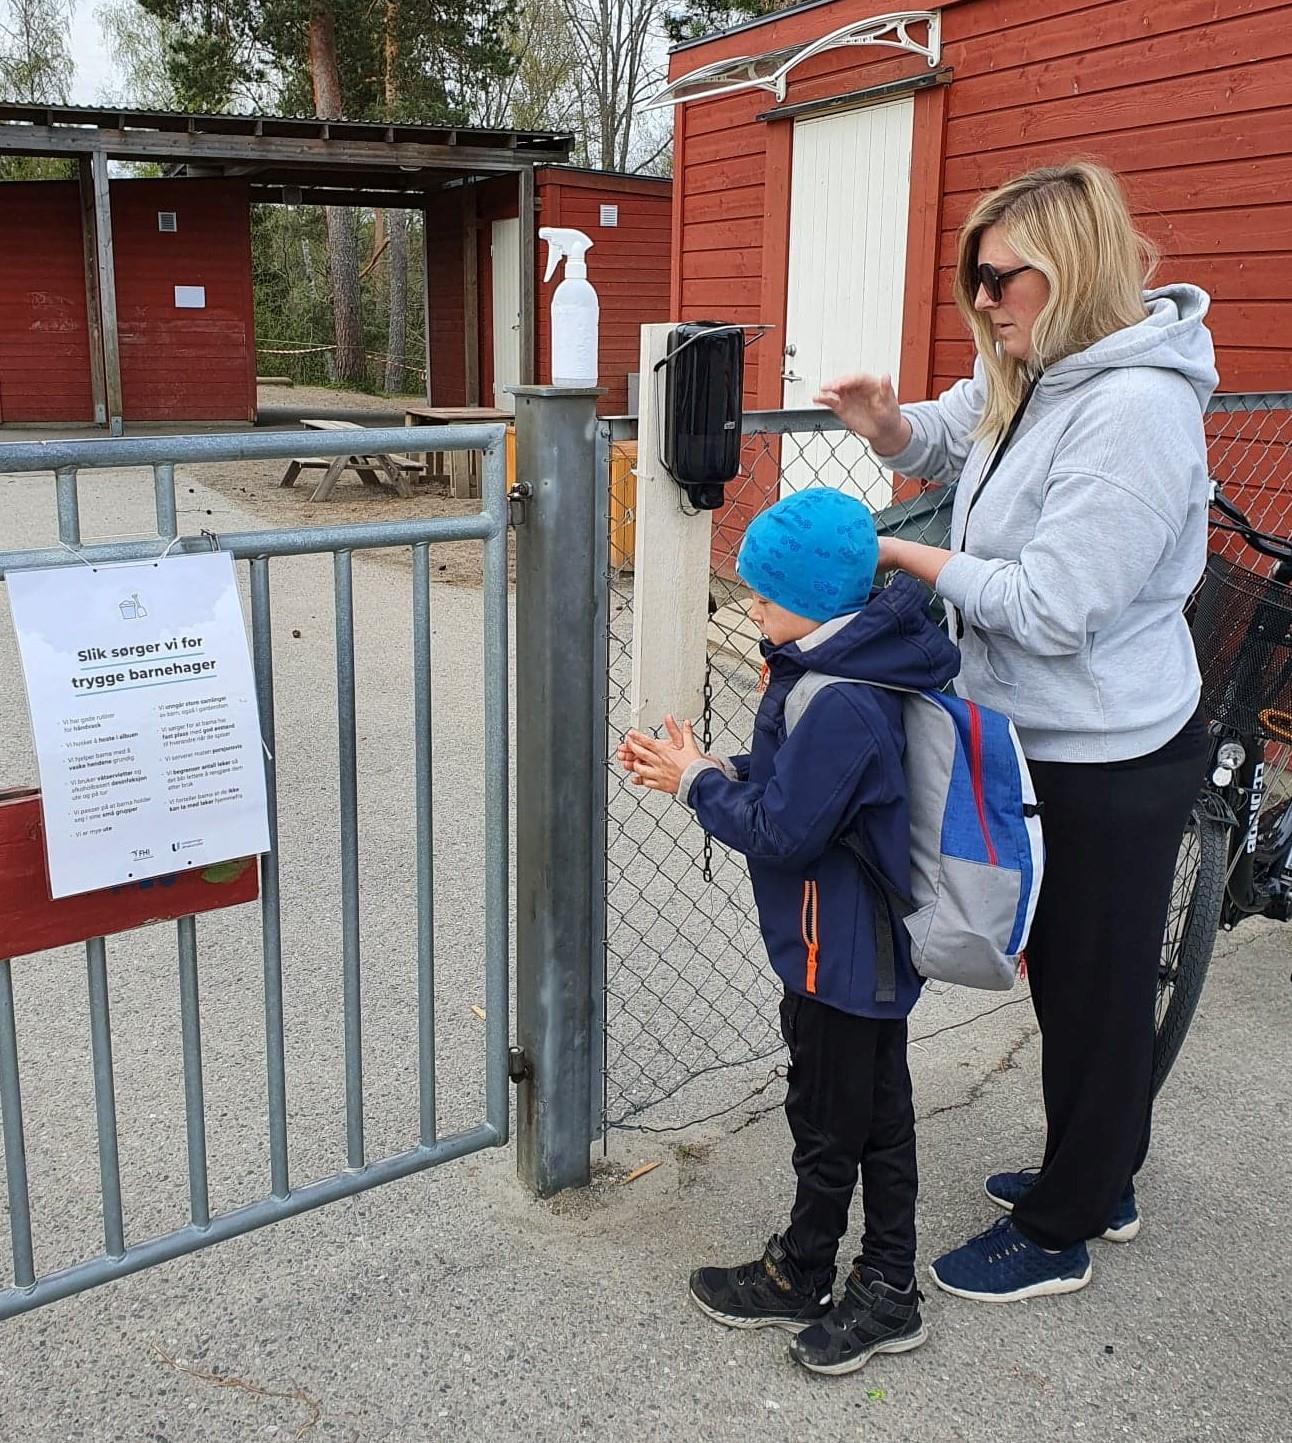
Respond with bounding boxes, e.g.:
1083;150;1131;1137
507;1046;531;1084
508;482;533;527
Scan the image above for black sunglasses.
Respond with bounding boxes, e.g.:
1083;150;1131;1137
976;262;1035;303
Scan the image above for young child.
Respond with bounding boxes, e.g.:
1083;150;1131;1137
621;488;959;1376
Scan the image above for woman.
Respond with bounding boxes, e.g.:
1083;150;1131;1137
817;162;1216;1302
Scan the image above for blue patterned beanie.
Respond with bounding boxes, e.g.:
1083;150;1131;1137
736;489;878;623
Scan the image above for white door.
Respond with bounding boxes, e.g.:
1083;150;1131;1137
781;98;914;504
491;217;522;412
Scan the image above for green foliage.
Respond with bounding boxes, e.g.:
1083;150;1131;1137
96;0;183;107
0;0;73;101
133;0;519;120
0;0;77;177
251;205;428;393
663;0;788;45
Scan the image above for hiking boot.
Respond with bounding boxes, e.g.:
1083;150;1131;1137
930;1217;1092;1303
790;1264;927;1376
688;1234;833;1333
985;1168;1142;1243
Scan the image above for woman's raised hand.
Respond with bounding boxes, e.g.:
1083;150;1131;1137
814;373;911;457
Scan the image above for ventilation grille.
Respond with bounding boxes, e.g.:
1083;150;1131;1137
599;204;619;228
157;211;178;233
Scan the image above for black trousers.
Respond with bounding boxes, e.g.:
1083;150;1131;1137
779;991;917;1287
1012;711;1209;1251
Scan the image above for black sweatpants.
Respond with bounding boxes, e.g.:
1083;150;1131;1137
1012;711;1209;1251
779;991;917;1287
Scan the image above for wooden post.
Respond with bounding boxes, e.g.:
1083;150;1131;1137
77;156;108;427
518;165;536;386
629;323;713;732
421;198;433;404
463;182;480;406
89;149;124;435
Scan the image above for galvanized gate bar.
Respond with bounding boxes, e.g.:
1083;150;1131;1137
86;938;125;1259
0;425;493;472
333;549;366;1170
411;543;437;1146
175;916;210;1229
0;421;512;1318
55;467;81;544
153;462;178;539
249;556;292;1201
0;963;35;1288
481;433;511;1140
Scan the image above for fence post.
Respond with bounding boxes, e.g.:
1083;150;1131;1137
512;385;604;1196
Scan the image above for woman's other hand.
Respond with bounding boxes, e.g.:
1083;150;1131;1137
815;373;911;457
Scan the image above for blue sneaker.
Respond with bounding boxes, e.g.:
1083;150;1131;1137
929;1218;1092;1302
984;1169;1141;1243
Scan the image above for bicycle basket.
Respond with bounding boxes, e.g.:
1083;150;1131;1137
1190;554;1292;733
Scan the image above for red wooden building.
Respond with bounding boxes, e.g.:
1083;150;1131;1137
426;167;671;418
0;108;670;430
660;1;1291;410
0;176;256;425
653;1;1292;565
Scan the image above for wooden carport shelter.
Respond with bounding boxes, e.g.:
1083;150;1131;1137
0;104;573;433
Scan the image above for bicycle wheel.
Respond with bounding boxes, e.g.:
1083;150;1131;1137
1152;801;1229;1096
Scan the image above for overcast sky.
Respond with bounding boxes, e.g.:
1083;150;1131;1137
68;5;115;104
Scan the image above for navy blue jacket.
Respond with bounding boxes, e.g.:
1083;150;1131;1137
683;576;960;1019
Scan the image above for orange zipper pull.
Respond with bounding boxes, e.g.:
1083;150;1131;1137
801;880;820;994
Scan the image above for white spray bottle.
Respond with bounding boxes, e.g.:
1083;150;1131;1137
539;226;599;387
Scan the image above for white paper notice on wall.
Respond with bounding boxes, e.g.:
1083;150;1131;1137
174;285;206;309
7;552;271;898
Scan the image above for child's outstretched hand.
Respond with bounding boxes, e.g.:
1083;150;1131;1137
619;716;704;795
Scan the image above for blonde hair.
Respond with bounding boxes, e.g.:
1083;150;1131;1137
955;162;1158;437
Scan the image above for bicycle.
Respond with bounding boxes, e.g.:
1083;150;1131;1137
1154;487;1292;1093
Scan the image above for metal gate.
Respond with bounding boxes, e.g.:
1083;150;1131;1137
0;423;510;1318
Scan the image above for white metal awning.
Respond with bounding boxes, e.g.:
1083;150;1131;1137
644;11;941;111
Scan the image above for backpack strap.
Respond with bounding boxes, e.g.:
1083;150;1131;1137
783;671;916;735
838;830;915;1006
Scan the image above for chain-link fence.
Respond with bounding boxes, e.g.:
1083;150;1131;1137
600;392;1292;1133
1205;392;1292;565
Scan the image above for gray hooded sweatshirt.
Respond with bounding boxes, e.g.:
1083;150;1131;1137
886;284;1218;763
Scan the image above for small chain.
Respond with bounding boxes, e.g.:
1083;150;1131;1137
701;659;714;883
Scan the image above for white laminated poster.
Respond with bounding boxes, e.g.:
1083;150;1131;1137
7;551;270;899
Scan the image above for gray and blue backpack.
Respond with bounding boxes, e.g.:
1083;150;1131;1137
785;674;1045;993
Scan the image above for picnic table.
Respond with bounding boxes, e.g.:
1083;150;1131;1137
280;419;422;502
403;405;512;499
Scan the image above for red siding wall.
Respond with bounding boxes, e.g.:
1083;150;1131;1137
537;172;672;416
424;169;672;414
424;187;468;406
0;176;255;424
111;178;255;421
0;182;94;422
672;0;1292;403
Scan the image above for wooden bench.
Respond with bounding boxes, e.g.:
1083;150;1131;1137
280;419;422;502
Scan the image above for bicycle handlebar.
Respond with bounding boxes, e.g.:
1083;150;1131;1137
1210;485;1292;563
